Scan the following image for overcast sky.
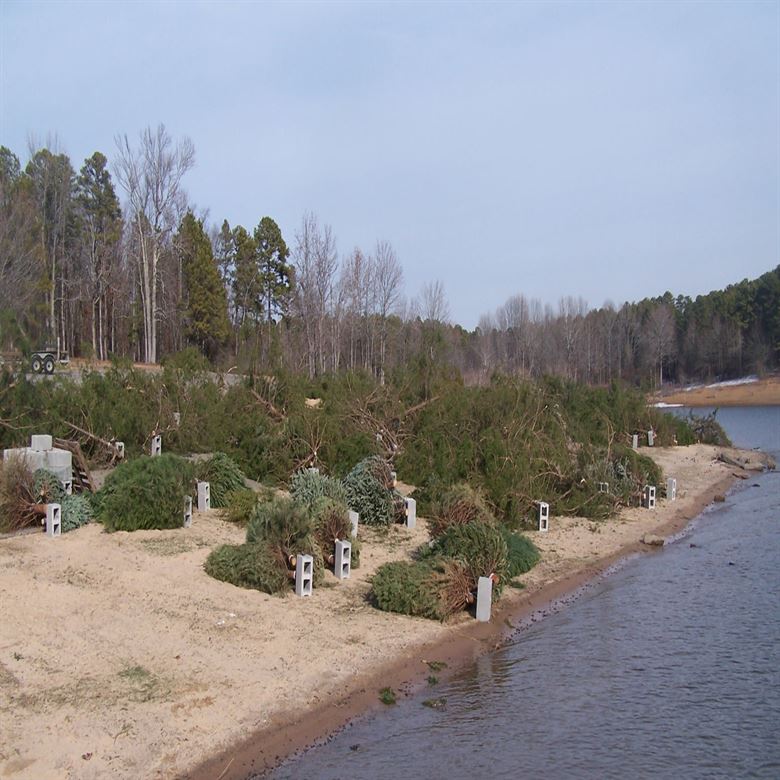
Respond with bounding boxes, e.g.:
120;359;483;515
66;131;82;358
1;0;778;328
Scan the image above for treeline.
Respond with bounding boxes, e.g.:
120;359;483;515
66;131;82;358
2;127;777;386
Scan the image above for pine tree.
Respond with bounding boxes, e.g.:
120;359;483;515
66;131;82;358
177;212;230;359
254;216;293;324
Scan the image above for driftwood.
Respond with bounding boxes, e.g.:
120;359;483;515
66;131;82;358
717;452;745;470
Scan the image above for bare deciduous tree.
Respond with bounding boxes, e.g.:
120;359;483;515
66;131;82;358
114;124;194;363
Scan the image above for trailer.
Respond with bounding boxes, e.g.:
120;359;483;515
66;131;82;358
30;344;69;374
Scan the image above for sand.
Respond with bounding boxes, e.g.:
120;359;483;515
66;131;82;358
655;375;780;407
0;444;771;779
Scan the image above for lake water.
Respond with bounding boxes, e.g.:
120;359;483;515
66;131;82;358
267;407;780;780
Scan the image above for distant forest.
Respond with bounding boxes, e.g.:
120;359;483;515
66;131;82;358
1;126;778;387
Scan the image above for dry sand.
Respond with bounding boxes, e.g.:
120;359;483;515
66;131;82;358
0;444;771;780
656;375;780;407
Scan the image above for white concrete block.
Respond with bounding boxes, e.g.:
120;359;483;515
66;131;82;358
632;434;639;450
197;481;210;512
404;497;416;529
476;576;492;622
115;441;125;459
348;510;359;538
598;482;609;494
295;554;313;597
46;503;61;537
183;496;193;528
390;470;397;488
63;479;73;495
647;430;655;447
173;412;181;427
538;501;550;532
643;485;656;510
150;435;162;457
45;449;72;471
306;467;320;475
666;477;677;501
334;539;351;580
31;435;53;451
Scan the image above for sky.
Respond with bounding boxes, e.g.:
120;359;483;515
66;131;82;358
1;0;778;328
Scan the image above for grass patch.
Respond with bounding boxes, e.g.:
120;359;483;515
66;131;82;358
378;687;396;705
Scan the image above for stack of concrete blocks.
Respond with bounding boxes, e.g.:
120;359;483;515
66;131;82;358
295;554;313;597
598;482;609;494
404;497;416;529
632;434;639;450
334;539;351;580
3;435;73;491
150;435;162;457
183;496;193;528
476;576;493;622
538;501;550;532
647;430;655;447
666;477;677;501
45;503;61;538
643;485;657;510
197;481;211;512
348;510;359;538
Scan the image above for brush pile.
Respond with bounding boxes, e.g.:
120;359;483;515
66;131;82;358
343;457;395;526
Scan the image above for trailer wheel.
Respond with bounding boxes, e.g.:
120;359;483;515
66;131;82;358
44;357;55;374
31;356;42;373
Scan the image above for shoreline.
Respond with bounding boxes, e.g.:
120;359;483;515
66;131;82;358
189;465;741;780
1;445;769;780
653;375;780;407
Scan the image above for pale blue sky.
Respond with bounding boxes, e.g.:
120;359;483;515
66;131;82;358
1;0;778;327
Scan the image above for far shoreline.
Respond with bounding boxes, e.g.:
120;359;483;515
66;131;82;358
189;464;742;780
654;375;780;408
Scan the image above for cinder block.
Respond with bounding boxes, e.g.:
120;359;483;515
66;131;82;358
348;510;359;538
63;479;73;495
45;503;61;537
647;430;655;447
404;497;416;529
334;539;351;580
173;412;181;427
390;470;397;488
295;554;313;597
538;501;550;532
632;434;639;450
666;477;677;501
150;435;162;457
197;481;210;512
643;485;656;509
31;434;53;451
598;482;609;494
183;496;193;528
45;449;72;471
115;441;125;459
476;576;492;622
306;467;319;475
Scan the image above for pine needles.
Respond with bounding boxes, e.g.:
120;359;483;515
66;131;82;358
196;452;246;508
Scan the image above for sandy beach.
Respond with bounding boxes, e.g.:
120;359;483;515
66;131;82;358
0;444;772;780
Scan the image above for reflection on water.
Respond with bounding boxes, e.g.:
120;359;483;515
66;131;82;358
267;408;780;780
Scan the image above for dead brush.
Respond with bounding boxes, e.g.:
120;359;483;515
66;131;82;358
435;559;475;618
429;483;495;539
0;457;40;533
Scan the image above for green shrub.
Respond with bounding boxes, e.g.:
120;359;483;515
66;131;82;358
343;458;394;526
371;561;444;620
246;497;324;585
204;543;288;594
61;494;93;532
290;469;347;511
95;454;194;532
196;452;246;508
501;529;540;578
33;469;66;504
429;521;509;593
223;488;258;524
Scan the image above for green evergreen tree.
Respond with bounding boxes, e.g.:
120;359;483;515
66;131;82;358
254;216;293;324
177;212;230;359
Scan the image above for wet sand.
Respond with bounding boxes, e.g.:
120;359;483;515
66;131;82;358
655;375;780;407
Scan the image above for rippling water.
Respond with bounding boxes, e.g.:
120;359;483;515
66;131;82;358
268;407;780;780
